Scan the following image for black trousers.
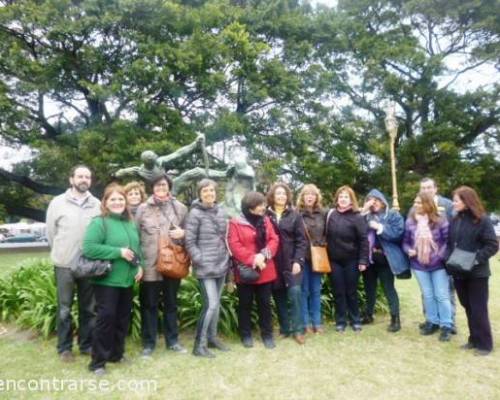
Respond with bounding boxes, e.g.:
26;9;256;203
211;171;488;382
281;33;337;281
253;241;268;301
330;259;361;326
54;267;95;354
89;285;133;371
454;277;493;351
140;279;181;349
237;282;273;340
362;252;400;316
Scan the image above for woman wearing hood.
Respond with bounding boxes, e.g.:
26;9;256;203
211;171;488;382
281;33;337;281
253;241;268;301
361;189;410;332
185;179;231;358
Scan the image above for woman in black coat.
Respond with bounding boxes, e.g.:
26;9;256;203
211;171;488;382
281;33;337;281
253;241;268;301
326;185;369;332
267;183;308;345
447;186;498;356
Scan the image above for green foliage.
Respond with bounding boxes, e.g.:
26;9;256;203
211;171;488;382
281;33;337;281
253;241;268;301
0;258;57;337
0;257;390;339
0;0;498;218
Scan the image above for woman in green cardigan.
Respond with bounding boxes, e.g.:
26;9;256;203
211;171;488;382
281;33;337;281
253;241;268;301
83;184;143;375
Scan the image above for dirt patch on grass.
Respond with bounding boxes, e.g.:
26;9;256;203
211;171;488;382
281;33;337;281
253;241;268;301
0;323;39;341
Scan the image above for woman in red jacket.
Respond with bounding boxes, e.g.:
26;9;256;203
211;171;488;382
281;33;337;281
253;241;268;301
227;191;280;349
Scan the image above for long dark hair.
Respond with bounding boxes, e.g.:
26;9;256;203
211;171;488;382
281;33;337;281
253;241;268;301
453;186;486;223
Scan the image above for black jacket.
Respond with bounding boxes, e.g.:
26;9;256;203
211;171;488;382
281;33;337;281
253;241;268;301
447;211;498;279
184;201;230;279
267;207;307;289
326;208;369;266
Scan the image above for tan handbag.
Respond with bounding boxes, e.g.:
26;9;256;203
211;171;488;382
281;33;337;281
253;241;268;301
304;210;333;274
309;245;331;273
156;234;190;279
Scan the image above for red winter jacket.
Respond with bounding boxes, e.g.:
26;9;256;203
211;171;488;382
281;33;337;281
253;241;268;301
227;216;279;285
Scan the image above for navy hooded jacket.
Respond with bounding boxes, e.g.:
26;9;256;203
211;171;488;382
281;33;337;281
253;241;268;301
364;189;410;276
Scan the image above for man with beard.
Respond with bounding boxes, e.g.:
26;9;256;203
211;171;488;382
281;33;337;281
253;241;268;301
46;165;101;362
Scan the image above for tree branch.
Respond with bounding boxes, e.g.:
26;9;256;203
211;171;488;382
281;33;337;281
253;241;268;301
0;168;65;195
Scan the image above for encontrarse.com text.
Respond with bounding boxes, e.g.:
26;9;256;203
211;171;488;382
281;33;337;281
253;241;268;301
0;378;158;393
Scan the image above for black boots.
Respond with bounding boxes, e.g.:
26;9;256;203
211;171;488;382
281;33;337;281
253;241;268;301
361;314;374;325
387;314;401;332
192;340;215;358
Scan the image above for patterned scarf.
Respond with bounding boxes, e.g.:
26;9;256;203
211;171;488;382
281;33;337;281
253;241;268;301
415;214;437;265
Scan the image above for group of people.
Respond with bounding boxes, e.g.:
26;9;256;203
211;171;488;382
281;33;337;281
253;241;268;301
46;166;499;376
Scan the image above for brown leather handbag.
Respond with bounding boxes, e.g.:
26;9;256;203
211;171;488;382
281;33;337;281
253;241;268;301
304;210;332;274
156;234;190;279
155;203;190;279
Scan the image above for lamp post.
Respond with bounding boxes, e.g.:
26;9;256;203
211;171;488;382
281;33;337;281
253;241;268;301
385;103;400;211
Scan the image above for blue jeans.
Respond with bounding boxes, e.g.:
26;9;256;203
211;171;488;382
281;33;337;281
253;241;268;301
273;284;304;335
414;268;452;328
196;276;226;346
301;261;323;328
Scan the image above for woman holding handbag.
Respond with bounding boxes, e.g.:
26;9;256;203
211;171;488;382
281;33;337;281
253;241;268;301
135;173;189;357
185;179;231;358
297;184;327;334
326;186;369;332
402;192;452;341
447;186;498;355
227;191;280;349
82;184;143;375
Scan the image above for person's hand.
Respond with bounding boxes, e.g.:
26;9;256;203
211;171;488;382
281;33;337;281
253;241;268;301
121;248;135;262
135;267;144;282
362;198;375;213
358;264;367;272
368;220;382;231
291;262;301;275
254;253;266;269
169;227;185;240
408;249;417;258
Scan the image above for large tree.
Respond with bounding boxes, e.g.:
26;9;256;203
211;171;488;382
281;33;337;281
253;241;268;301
0;0;498;221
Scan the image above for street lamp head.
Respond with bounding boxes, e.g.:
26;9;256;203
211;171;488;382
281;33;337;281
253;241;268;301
384;102;399;139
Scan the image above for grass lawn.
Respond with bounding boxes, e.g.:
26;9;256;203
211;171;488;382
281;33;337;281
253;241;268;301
0;249;50;277
0;253;499;399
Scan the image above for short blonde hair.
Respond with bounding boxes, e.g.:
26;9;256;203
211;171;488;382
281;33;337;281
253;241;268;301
296;184;323;210
124;181;147;202
333;185;359;212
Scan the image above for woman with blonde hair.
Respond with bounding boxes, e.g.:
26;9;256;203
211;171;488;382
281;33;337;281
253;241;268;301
326;185;369;332
296;184;327;334
124;181;147;218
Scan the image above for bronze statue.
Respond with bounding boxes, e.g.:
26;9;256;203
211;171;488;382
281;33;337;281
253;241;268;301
115;133;255;216
114;133;205;183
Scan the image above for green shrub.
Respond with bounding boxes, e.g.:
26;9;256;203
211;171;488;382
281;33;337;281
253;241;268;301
0;259;389;340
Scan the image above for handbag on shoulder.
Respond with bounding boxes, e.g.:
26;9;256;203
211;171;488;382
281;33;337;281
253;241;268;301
72;256;112;278
303;210;333;274
235;262;260;283
71;217;112;278
156;233;190;279
446;247;477;273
